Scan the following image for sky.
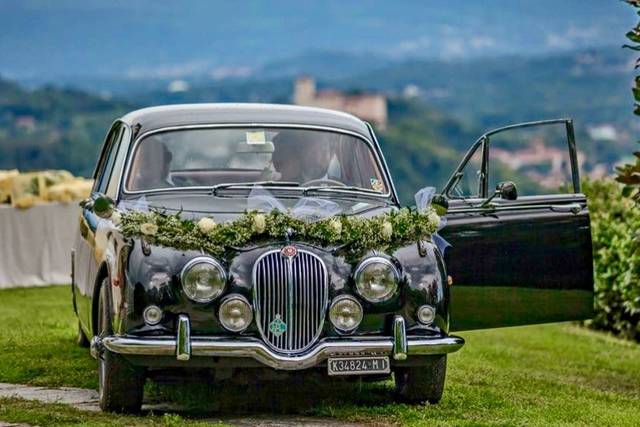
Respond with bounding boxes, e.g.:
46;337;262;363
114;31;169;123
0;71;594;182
0;0;635;82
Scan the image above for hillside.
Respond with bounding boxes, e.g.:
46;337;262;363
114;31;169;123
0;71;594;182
0;77;480;202
0;79;131;177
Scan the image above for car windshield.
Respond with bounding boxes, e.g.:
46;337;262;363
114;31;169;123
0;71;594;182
126;127;388;193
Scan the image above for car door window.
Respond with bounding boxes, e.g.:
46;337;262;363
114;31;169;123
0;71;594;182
450;144;484;198
93;124;123;194
106;125;130;198
488;122;575;196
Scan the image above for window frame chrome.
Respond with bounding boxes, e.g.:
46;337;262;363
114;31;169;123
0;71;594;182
442;118;581;200
118;123;397;202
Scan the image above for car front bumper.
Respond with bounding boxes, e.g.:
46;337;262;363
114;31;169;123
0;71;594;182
91;315;465;371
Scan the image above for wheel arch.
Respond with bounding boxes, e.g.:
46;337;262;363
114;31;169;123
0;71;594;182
92;262;110;337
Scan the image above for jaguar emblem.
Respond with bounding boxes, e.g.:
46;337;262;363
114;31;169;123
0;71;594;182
281;245;297;258
268;314;287;336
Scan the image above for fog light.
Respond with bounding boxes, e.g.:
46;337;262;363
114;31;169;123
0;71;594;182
417;305;436;325
219;295;253;332
329;295;363;333
143;305;163;325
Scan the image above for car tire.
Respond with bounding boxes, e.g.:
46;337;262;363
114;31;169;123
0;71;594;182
97;280;145;414
76;321;90;348
394;355;447;404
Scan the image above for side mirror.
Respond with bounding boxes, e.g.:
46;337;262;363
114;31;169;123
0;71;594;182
431;194;449;216
93;195;115;219
496;181;518;201
480;181;518;208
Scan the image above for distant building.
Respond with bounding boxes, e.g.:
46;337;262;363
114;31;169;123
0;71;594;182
587;124;617;142
492;138;586;189
167;79;190;93
15;116;36;132
293;76;388;129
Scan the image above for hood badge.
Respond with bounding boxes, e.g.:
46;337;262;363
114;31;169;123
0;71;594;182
281;245;298;258
269;314;287;337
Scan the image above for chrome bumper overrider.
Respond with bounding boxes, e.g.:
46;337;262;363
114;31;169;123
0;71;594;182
92;315;464;371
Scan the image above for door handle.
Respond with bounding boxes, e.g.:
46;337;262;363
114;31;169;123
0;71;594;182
550;203;583;214
79;197;93;210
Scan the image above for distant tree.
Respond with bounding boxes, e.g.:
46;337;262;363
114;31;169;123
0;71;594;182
616;1;640;200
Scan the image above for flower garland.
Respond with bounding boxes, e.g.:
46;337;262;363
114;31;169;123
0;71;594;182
117;207;441;258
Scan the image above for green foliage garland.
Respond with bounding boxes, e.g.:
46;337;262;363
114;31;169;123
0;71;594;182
117;207;441;258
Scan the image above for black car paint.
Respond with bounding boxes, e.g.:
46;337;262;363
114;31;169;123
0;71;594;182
75;191;449;342
72;104;594;370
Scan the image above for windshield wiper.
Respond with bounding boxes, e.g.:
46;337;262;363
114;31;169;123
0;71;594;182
303;186;385;197
211;181;301;196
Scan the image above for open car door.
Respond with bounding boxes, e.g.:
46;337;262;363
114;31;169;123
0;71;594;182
439;119;593;331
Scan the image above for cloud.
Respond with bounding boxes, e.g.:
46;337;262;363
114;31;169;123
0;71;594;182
545;25;601;49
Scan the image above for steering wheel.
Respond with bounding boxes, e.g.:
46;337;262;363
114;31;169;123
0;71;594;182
302;178;347;188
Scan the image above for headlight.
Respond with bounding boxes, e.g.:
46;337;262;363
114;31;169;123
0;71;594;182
180;257;226;303
354;257;399;302
219;295;253;332
329;295;363;332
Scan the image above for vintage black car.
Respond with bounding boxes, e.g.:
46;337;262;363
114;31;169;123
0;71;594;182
72;104;593;413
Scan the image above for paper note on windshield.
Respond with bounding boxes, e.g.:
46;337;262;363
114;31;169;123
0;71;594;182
246;130;267;145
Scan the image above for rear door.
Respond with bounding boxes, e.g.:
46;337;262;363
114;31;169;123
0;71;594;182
439;119;593;331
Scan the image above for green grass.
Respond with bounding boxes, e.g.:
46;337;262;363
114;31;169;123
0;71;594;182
0;398;222;427
1;285;639;426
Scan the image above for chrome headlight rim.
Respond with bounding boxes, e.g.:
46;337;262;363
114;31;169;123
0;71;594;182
417;304;436;325
354;256;400;303
218;294;253;333
329;294;364;333
180;256;227;303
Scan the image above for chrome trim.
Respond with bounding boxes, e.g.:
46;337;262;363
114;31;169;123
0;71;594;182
180;256;227;303
176;314;191;361
142;305;163;326
120;123;393;200
366;122;400;205
99;334;465;370
218;294;253;333
329;295;364;333
392;315;408;361
417;305;436;325
442;118;579;199
353;256;400;303
253;249;329;354
447;194;588;214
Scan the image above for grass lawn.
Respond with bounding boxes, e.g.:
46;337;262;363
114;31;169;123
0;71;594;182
0;285;639;426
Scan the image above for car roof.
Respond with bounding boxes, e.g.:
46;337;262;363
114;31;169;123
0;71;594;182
120;103;372;139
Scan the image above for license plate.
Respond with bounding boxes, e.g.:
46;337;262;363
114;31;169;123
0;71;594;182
327;356;390;376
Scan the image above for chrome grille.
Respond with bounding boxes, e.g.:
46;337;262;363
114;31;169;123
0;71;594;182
253;249;328;354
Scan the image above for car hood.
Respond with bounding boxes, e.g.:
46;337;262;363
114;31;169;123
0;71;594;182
118;193;396;222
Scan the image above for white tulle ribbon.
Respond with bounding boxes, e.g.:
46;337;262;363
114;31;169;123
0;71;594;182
248;185;341;222
415;186;450;255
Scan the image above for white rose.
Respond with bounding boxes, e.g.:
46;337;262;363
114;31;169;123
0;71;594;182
381;221;393;240
140;223;158;236
329;218;342;235
428;211;441;228
253;213;266;233
198;217;217;234
111;211;122;226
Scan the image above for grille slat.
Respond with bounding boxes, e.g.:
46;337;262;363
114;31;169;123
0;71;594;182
253;249;328;354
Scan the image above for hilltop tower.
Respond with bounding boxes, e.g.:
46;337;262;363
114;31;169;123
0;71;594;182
293;76;317;105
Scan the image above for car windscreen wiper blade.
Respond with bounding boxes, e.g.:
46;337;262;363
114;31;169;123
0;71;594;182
303;185;385;196
211;181;301;196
